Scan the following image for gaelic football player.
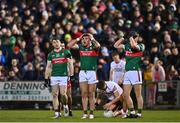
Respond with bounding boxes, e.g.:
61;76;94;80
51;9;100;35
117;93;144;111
114;31;145;118
96;80;128;117
67;33;100;119
109;51;126;85
44;39;72;118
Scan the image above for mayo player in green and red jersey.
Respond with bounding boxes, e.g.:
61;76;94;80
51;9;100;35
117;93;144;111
44;39;73;118
114;31;145;118
67;33;100;119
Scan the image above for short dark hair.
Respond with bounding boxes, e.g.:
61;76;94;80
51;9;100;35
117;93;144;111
111;51;119;57
82;33;91;37
97;80;105;90
128;31;139;38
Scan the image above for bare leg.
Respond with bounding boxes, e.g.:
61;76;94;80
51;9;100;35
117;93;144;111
80;82;88;114
88;84;96;114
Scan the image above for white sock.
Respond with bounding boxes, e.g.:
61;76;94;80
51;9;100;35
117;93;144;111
63;105;68;109
55;112;59;116
137;113;142;116
130;110;136;114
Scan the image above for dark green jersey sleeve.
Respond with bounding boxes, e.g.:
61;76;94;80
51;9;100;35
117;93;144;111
65;49;72;58
47;53;52;61
138;43;145;51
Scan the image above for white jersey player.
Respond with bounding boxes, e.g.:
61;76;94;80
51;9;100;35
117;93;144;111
110;52;126;85
96;80;128;117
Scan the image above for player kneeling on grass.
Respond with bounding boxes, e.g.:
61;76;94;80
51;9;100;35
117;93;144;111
96;80;128;117
44;39;72;118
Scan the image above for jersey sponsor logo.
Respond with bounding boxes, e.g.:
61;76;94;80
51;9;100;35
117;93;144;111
114;68;124;72
125;51;143;57
80;50;98;56
52;58;68;64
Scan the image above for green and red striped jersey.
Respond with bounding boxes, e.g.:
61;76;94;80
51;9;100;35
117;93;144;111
125;43;145;71
47;49;71;76
79;44;99;70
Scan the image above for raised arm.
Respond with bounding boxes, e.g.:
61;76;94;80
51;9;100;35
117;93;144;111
67;38;80;49
129;37;139;50
130;37;145;52
68;58;74;77
114;38;125;49
89;34;101;49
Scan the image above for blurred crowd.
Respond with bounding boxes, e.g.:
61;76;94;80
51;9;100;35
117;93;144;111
0;0;179;81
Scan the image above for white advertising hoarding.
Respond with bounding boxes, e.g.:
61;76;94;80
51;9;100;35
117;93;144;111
0;81;52;101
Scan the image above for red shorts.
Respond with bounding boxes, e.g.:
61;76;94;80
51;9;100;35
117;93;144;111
67;80;72;89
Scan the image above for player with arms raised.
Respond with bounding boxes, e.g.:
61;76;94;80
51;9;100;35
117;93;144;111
114;31;145;118
67;33;100;119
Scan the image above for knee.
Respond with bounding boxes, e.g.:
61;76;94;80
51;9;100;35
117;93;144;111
123;93;130;99
82;92;88;98
88;92;95;98
136;95;142;99
67;94;72;98
52;93;58;98
60;91;67;98
136;94;143;100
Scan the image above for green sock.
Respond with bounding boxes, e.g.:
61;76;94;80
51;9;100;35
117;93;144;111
138;109;142;113
90;110;94;115
84;110;87;114
129;108;135;114
129;108;134;111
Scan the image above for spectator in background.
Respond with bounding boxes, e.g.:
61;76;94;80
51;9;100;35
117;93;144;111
1;29;16;54
0;0;178;94
97;58;108;81
23;62;36;81
166;65;179;81
7;70;19;81
152;60;166;82
168;47;180;69
8;46;23;66
151;60;166;107
0;64;6;81
142;57;154;108
0;49;6;65
10;58;22;80
36;64;45;81
149;45;161;64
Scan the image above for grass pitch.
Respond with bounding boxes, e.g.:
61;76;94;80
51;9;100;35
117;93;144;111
0;110;180;122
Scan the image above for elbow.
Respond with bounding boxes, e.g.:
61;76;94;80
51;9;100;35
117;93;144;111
114;44;118;48
66;44;70;49
97;44;101;48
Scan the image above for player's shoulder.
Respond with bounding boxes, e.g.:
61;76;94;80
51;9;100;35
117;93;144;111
110;61;116;65
48;50;54;55
138;43;145;50
120;59;126;64
63;49;71;53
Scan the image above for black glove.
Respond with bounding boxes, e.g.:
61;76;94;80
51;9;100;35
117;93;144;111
44;78;51;88
95;102;99;106
70;75;75;82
